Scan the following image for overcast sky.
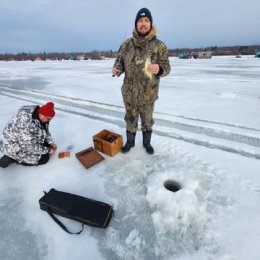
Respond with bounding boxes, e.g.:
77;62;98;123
0;0;260;53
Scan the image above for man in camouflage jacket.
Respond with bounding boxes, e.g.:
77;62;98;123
112;7;171;154
0;102;57;168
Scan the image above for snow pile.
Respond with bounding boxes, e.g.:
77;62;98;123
145;142;229;258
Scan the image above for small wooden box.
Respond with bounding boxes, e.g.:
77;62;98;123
93;130;123;157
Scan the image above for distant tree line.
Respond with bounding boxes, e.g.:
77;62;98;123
168;44;260;57
0;45;259;61
0;50;117;61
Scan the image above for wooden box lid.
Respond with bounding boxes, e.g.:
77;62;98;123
76;147;104;169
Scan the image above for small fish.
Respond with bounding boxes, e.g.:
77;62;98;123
143;57;153;80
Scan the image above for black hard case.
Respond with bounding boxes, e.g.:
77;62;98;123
39;189;113;231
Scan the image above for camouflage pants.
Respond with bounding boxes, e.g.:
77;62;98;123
124;102;155;133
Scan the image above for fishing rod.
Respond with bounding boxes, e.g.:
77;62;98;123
112;17;132;77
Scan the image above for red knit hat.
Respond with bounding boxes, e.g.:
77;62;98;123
38;102;55;117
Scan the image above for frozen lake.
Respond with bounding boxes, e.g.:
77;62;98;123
0;56;260;260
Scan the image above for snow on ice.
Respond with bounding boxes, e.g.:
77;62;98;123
0;56;260;260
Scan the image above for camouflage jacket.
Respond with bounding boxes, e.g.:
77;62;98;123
0;105;54;165
113;27;171;106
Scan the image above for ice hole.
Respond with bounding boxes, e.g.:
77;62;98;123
164;180;181;192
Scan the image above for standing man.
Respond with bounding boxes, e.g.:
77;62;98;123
112;7;171;154
0;102;57;168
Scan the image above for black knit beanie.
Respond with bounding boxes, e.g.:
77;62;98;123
135;8;153;30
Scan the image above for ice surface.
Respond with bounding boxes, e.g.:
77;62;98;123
0;56;260;260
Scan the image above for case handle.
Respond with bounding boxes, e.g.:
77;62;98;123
47;207;84;235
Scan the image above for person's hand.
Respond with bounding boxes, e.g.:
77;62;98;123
48;148;55;155
147;64;160;74
49;143;57;150
112;67;121;77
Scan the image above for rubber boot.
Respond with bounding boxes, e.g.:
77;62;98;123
121;131;136;153
143;131;154;154
0;155;16;168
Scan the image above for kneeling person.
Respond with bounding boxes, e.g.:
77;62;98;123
0;102;57;168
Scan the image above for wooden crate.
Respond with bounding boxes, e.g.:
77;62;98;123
93;130;123;156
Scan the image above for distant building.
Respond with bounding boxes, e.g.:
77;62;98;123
34;57;42;61
197;51;212;59
77;55;85;60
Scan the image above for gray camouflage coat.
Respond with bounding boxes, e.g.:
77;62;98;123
0;105;54;165
114;27;171;107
